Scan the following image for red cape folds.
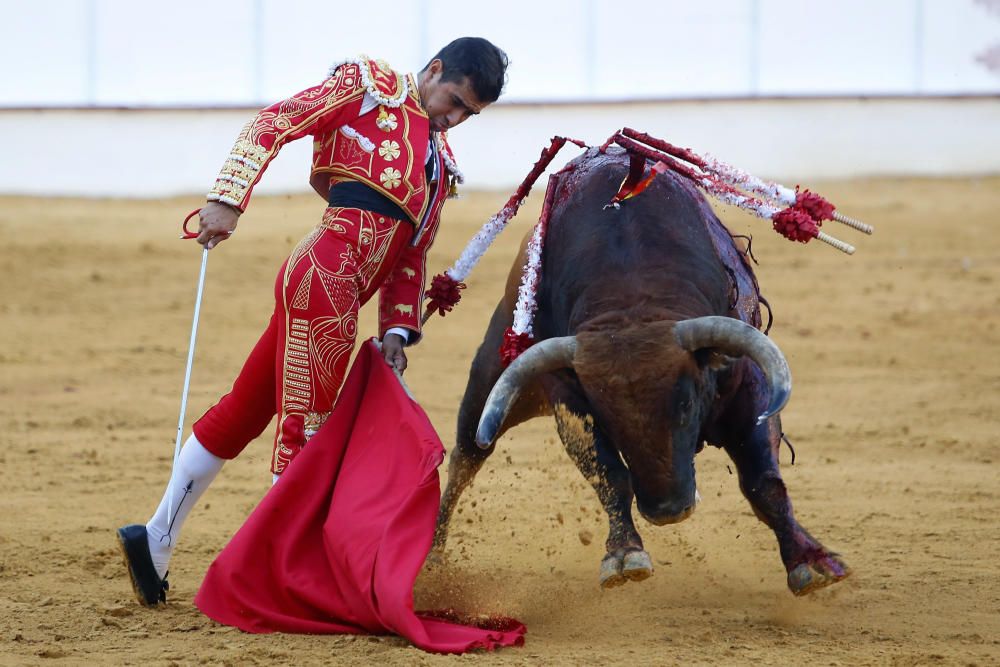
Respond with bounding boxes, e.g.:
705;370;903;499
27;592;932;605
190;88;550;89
194;341;525;653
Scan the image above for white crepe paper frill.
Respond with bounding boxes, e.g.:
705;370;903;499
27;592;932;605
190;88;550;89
511;220;545;337
703;155;796;206
445;203;520;282
700;179;780;220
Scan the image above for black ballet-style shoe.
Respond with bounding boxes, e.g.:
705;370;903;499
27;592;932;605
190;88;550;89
116;524;169;607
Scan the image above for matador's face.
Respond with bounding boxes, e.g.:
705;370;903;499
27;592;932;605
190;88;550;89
417;59;488;133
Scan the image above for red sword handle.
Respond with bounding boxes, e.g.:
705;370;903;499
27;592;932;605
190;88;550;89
181;208;202;239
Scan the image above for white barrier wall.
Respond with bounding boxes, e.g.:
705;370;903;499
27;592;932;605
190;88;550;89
2;0;998;107
2;0;997;195
2;97;997;198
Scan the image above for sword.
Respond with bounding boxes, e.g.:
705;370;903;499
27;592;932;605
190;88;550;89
173;208;211;468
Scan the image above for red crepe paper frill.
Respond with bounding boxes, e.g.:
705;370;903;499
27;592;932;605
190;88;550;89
425;273;466;317
772;207;819;243
500;328;534;367
795;189;835;222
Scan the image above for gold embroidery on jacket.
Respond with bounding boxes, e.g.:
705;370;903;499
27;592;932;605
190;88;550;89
376;107;398;131
378;140;400;161
209;64;365;208
380;167;402;189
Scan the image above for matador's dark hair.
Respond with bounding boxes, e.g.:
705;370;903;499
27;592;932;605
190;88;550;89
425;37;509;104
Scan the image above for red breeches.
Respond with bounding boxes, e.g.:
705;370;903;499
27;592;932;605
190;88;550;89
193;208;411;473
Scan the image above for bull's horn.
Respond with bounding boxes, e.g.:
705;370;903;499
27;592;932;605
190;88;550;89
674;316;791;424
475;336;578;449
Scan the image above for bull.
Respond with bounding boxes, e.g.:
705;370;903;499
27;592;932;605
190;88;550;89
433;147;850;595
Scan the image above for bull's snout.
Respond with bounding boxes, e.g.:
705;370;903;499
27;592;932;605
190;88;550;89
637;489;701;526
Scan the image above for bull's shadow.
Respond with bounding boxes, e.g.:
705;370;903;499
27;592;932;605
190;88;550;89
433;147;850;596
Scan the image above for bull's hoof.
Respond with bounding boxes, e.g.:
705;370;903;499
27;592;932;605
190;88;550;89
600;553;626;588
787;553;851;596
600;549;654;589
622;550;654;582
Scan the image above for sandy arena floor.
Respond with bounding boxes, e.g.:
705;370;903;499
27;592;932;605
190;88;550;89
1;177;998;665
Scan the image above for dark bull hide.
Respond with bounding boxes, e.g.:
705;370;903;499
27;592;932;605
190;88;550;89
433;148;850;595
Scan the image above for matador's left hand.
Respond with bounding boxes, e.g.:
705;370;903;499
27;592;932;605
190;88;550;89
381;333;408;374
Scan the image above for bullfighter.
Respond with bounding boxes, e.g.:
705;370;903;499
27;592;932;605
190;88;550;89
117;37;509;607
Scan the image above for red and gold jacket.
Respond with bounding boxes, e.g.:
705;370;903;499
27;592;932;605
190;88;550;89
207;56;463;342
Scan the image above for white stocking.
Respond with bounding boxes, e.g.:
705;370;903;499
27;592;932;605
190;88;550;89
145;434;224;579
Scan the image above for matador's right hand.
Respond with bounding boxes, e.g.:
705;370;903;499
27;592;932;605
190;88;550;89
197;202;241;249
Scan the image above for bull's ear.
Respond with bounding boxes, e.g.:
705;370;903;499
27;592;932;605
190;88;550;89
693;348;734;371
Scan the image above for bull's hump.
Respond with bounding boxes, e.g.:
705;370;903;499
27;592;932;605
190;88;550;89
537;147;758;328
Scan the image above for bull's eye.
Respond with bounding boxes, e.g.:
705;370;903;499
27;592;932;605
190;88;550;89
673;377;696;426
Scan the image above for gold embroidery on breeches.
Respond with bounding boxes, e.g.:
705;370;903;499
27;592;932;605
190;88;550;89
272;208;406;473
